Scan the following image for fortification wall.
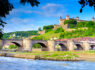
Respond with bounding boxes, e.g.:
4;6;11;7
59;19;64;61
38;30;45;35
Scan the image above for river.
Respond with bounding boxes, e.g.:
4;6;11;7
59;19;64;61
0;57;95;70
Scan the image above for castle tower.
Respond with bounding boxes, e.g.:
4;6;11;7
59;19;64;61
59;16;69;30
76;17;79;21
92;16;95;21
59;16;64;26
59;16;62;20
66;15;69;20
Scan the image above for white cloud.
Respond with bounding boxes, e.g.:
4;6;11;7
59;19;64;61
39;3;66;17
9;3;66;17
41;3;62;10
8;18;34;24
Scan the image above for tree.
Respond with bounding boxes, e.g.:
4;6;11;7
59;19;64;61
64;19;77;28
0;19;6;39
79;0;95;13
0;0;40;39
0;29;3;39
38;27;42;31
43;25;54;30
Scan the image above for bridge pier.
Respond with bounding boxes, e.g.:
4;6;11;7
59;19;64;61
47;40;55;51
67;40;75;51
82;41;90;51
23;39;32;52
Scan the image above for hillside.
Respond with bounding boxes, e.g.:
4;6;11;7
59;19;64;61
32;27;95;40
3;30;38;39
32;21;95;40
32;27;64;40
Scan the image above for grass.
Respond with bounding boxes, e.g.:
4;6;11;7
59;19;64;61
10;50;95;60
32;29;62;40
10;51;79;60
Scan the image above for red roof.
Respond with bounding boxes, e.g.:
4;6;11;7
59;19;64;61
56;37;95;42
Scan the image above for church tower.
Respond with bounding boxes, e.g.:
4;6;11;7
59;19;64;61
59;16;69;30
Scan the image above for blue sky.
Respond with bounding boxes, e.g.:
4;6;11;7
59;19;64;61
3;0;95;33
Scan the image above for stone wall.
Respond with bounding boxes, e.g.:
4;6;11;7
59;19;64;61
38;30;45;35
65;27;88;32
53;25;60;30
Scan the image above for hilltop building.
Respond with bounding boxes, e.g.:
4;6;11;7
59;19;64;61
38;15;95;34
53;15;91;30
59;15;95;30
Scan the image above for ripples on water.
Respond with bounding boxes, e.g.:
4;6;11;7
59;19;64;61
0;57;95;70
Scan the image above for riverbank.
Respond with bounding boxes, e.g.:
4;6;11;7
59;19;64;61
0;51;95;61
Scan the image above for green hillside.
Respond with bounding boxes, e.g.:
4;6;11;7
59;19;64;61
32;21;95;40
32;27;64;40
3;30;38;39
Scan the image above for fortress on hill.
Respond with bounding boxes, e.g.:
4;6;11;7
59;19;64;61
38;15;95;34
53;15;95;30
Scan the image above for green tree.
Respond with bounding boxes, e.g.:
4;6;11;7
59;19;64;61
64;19;77;28
76;21;87;27
38;27;42;31
76;21;95;28
86;21;95;27
43;25;54;30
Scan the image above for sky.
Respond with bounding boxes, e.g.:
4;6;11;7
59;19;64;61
3;0;95;33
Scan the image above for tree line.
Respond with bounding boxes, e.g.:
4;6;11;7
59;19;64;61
3;30;38;39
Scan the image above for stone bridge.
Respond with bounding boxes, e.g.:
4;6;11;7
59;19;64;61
0;38;95;51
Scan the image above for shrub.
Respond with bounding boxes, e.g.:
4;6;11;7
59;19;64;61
8;45;18;49
76;21;95;28
60;33;64;38
54;27;64;33
45;29;52;33
38;27;42;31
64;19;77;28
43;25;54;30
33;43;41;48
32;36;46;40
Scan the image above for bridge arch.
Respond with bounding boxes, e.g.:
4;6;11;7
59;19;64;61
55;43;68;51
75;44;84;50
90;45;95;50
11;42;22;47
32;42;48;51
11;42;23;51
2;41;23;51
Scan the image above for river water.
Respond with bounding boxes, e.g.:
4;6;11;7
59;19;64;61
0;57;95;70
